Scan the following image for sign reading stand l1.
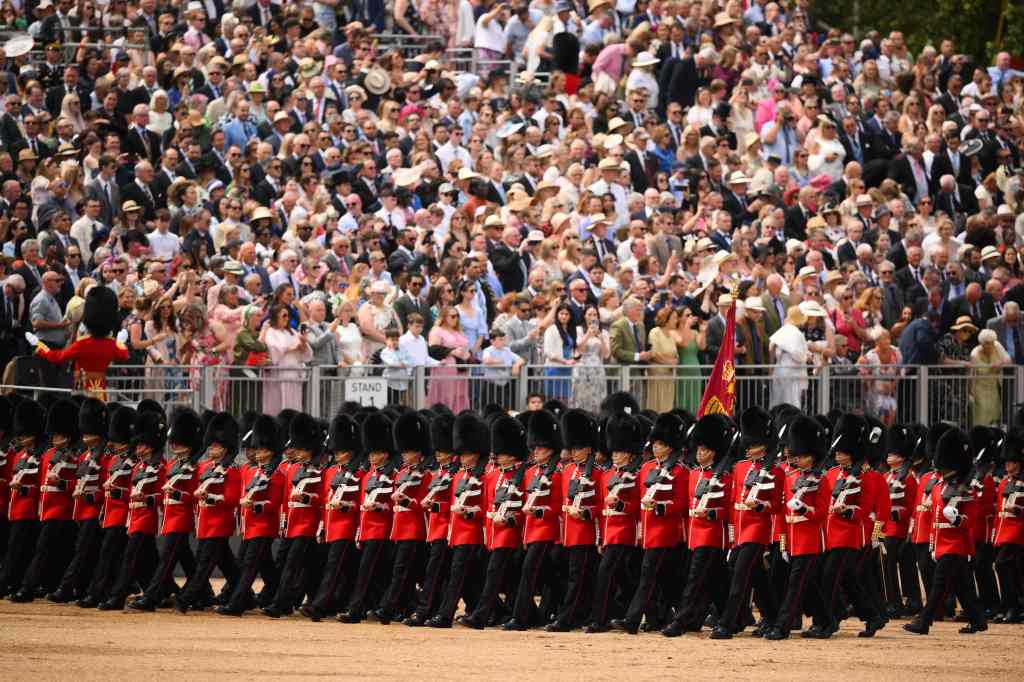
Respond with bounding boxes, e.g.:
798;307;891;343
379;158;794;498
345;378;387;407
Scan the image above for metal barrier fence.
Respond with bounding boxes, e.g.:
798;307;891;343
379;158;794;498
3;363;1024;430
369;33;543;87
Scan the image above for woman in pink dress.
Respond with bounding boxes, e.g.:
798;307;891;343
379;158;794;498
261;304;313;415
426;305;471;413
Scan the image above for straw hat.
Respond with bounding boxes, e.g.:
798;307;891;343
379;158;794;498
633;51;660;68
798;300;826;317
950;316;978;333
796;265;818;281
607;117;633;134
713;12;737;28
393;167;422;188
744;297;766;312
123;200;142;213
250;206;274;221
363;67;391;96
980;245;1001;262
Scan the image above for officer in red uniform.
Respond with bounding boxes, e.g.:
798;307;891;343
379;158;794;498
0;396;16;567
128;408;203;611
546;409;601;632
612;412;689;634
175;412;242;613
377;412;435;624
584;413;644;633
427;412;490;628
0;400;46;598
505;409;564;630
263;413;326;618
339;411;397;623
967;426;1001;617
882;424;921;618
992;428;1024;623
78;406;136;608
905;428;988;634
663;413;736;637
48;398;109;602
856;417;891;628
12;399;81;601
406;412;457;627
908;423;950;618
99;410;167;610
218;415;286;616
765;415;833;640
301;414;363;621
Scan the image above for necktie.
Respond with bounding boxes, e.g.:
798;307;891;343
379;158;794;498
995;302;1003;316
775;298;784;323
951;152;959;176
138;128;150;158
30;139;37;155
973;302;980;319
1014;327;1023;363
103;182;111;205
632;323;641;352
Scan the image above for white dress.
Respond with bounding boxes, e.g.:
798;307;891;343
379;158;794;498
809;137;846;181
571;327;609;414
769;324;808;409
337;322;365;377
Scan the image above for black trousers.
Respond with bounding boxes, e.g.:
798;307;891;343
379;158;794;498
672;546;726;630
345;538;391;615
310;539;357;613
555;544;598;626
141;533;196;602
918;553;986;627
624;546;676;626
108;532;158;603
883;537;922;608
994;544;1022;614
179;537;236;605
972;542;999;611
414;539;451;620
226;537;278;611
720;542;777;632
767;542;790;607
587;544;632;625
87;525;127;600
822;547;881;624
380;540;425;616
0;518;8;573
21;519;77;593
271;535;316;612
57;518;103;596
436;544;484;621
0;519;38;592
467;546;519;623
512;541;556;626
775;553;829;632
913;542;937;605
856;545;887;618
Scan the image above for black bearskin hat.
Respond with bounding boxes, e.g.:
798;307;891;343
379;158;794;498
969;426;1003;467
83;285;119;338
204;412;239;456
78;398;108;438
491;415;528;461
926;422;953;463
361;412;394;454
453;412;489;455
527;409;563;452
649;412;689;451
740;406;775;451
328;414;361;454
561;409;597;450
167;408;203;454
552;32;580;74
394;412;431;454
288;412;323;455
787;415;827;462
885;424;916;460
831;413;866;459
250;414;283;454
45;398;80;441
1002;428;1024;464
239;411;261;449
107;406;136;444
694;413;736;460
863;416;886;468
542;399;567;419
13;399;45;439
136;399;164;420
600;391;641;417
934;428;971;478
276;408;300;436
606;413;645;456
482;403;506;423
430;413;455;454
132;411;167;452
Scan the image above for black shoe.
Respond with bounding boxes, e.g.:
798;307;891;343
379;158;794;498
997;609;1023;624
261;606;283;619
661;622;685;638
801;626;831;639
300;605;322;622
502;619;528;631
709;626;733;640
610;618;639;635
959;622;987;634
337;610;362;624
885;605;905;620
215;605;243;617
425;616;452;628
97;598;124;611
46;589;76;603
404;613;427;627
750;622;769;638
954;612;970;623
904;601;923;616
858;617;886;637
174;597;191;615
373;608;393;625
765;627;788;640
8;589;34;603
584;622;611;634
903;621;929;635
456;615;485;630
127;598;156;612
544;620;572;632
77;596;101;609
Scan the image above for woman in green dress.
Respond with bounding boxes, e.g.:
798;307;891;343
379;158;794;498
970;329;1011;427
672;307;706;413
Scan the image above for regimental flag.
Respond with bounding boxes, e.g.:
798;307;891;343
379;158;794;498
697;301;736;417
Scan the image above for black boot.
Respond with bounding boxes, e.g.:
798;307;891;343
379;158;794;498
584;622;611;633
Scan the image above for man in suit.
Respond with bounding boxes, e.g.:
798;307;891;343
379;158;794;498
119;160;158;221
987;302;1024;365
392;274;434;337
491;227;533;295
45;64;89;118
760;273;793;337
895;245;927;293
721;171;759;226
737;297;769;366
980;278;1006;324
887;137;930;203
15;239;44;305
647;213;683;270
583;218;616;263
934;174;978;228
248;0;280;28
238;242;272;295
386;229;428;278
84;154;120;229
321;234;354;277
609;297;650;366
150;148;180;209
783;186;816;241
867;111;902;162
929;132;972;192
0;274;27;372
877;261;906;328
123;103;162;164
703;294;742;365
252;156;284;207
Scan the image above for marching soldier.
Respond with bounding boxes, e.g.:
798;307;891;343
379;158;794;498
967;426;1001;617
992;428;1024;623
0;400;46;598
882;424;921;618
908;423;950;619
857;417;891;625
0;396;15;567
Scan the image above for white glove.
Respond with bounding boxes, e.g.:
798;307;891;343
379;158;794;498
942;505;958;524
781;550;790;563
786;497;802;512
116;329;129;344
24;331;39;347
872;538;882;549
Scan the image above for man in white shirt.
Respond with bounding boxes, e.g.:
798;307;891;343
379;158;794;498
147;212;180;262
70;197;105;266
481;328;524;405
374;189;406;231
435;125;474;174
268;249;301;296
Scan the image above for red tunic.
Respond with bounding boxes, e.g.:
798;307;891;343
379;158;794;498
600;465;641;547
860;469;890;547
285;463;323;538
731;459;785;545
522;464;563;545
969;474;997;545
560;462;601;547
931;479;977;559
36;336;130;399
390;465;432;541
447;468;486;547
425;463;458;543
101;453;135;529
782;468;831;556
322;464;364;542
7;447;42;521
0;441;16;520
824;466;868;550
240;464;285;540
993;476;1024;546
485;465;524;550
356;465;396;542
883;470;918;539
72;446;106;522
195;461;241;539
160;459;199;535
911;470;939;545
687;466;733;550
126;459;165;535
38;446;78;521
638;459;688;549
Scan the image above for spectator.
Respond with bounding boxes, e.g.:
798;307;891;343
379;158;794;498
333;300;366;376
769;306;809;408
858;329;904;425
571;305;610;414
970;329;1011;427
481;328;524;408
543;303;577;401
233;305;269;415
647;306;680;413
261;304;312;415
426;305;471;413
358;281;400;359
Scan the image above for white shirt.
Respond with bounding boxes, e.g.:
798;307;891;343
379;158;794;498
399;331;440;368
374;207;406;231
147;229;181;261
435;142;473;174
70;216;102;264
474;14;507;52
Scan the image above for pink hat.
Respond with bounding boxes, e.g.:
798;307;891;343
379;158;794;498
324;55;340;70
399;103;425;122
809;174;831;193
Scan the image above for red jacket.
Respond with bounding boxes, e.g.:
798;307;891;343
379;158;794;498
357;464;396;542
911;470;939;544
126;459;165;535
195;460;241;539
7;447;44;522
883;469;918;539
522;464;562;545
485;465;524;550
638;459;688;549
561;461;601;547
160;459;199;535
285;463;323;538
994;475;1024;546
391;465;433;541
969;473;996;545
731;459;784;545
0;441;16;520
447;467;486;546
860;469;890;546
39;446;78;521
425;463;458;543
782;468;831;556
687;466;732;549
600;464;641;547
824;466;868;550
931;478;977;559
322;464;364;542
240;463;285;540
71;446;106;522
100;453;135;529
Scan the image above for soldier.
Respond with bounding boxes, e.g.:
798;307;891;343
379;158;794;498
128;408;203;611
458;415;528;629
302;414;364;621
904;429;988;635
584;412;643;633
12;399;81;602
175;413;242;613
857;417;891;625
882;424;921;619
663;413;735;637
967;426;1001;618
992;428;1024;623
0;400;46;598
908;423;951;619
338;411;397;623
0;396;16;566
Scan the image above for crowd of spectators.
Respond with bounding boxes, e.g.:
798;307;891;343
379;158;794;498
0;0;1023;428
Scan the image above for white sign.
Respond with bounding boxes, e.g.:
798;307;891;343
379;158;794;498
345;377;388;408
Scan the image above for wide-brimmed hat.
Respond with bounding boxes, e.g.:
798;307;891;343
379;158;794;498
744;296;766;312
633;51;660;68
713;11;737;28
363;68;391;95
798;300;826;317
728;170;750;184
796;265;818;280
123;200;142;213
980;245;1001;261
606;117;633;134
950;315;978;332
4;34;34;58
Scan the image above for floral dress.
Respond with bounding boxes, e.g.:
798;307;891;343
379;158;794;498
571;327;609;414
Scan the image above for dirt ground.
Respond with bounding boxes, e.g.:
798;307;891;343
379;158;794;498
1;598;1022;681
